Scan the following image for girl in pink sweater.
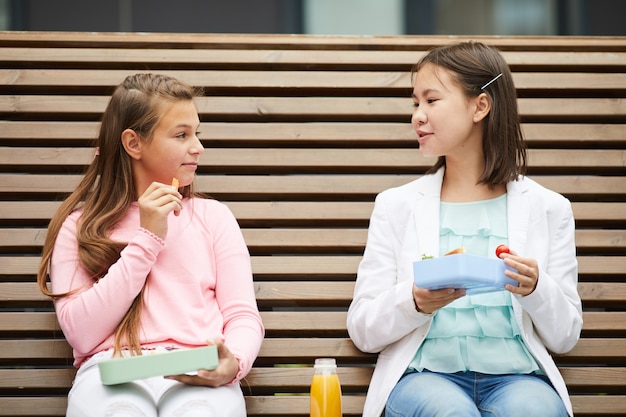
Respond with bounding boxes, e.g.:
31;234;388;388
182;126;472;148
37;73;264;417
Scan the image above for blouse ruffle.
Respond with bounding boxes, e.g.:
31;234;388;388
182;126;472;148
408;194;542;375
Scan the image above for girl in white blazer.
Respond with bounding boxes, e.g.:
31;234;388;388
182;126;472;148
346;42;582;417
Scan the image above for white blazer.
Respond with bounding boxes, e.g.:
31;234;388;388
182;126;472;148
347;169;582;417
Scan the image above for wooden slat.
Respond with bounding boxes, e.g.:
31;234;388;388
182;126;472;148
2;31;626;51
1;122;625;145
0;398;68;416
2;148;625;171
1;394;624;417
557;339;626;360
2;96;625;118
2;228;624;252
0;369;75;389
2;367;625;392
3;281;626;305
3;69;626;92
2;46;626;67
0;339;72;359
3;311;625;334
1;174;625;197
1;338;624;362
1;147;441;170
1;255;625;279
1;201;626;224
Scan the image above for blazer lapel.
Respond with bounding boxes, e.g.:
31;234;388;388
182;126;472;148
413;170;444;258
507;177;530;255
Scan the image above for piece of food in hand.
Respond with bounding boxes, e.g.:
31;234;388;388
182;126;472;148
444;247;466;256
171;177;179;188
495;244;510;258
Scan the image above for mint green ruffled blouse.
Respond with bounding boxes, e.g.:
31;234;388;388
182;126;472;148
408;194;542;375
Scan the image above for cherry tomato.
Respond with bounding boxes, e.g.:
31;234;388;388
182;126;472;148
495;244;510;258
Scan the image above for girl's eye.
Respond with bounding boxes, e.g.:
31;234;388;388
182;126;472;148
412;102;419;108
175;133;187;139
427;98;437;104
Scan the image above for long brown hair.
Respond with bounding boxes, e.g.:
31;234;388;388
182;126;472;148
37;73;203;355
412;41;527;186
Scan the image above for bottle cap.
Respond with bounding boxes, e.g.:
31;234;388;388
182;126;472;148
314;358;337;369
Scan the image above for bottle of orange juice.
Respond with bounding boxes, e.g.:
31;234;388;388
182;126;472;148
310;358;342;417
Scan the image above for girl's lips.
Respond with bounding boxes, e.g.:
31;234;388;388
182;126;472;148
416;131;432;143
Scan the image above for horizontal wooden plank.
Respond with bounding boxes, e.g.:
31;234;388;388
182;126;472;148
1;366;624;392
1;256;363;278
1;201;625;224
0;312;62;332
1;394;624;417
0;339;72;359
2;47;626;68
1;338;624;362
558;339;626;361
0;369;74;389
246;394;626;416
2;228;624;252
0;398;68;416
2;148;624;171
1;96;624;118
1;174;625;197
0;337;623;362
2;31;626;52
1;256;624;279
3;311;625;334
227;366;626;390
3;281;626;305
1;122;624;145
0;147;442;170
3;69;626;92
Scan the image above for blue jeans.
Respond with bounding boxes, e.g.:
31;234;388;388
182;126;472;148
385;370;568;417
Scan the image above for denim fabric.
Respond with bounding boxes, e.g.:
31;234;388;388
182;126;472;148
385;370;567;417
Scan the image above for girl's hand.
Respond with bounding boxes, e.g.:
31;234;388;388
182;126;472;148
412;285;466;314
166;340;240;387
500;249;539;296
137;181;182;239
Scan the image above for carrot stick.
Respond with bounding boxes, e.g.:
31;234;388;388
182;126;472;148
444;247;466;256
171;177;179;188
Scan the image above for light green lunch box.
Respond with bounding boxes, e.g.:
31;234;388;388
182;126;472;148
98;345;218;385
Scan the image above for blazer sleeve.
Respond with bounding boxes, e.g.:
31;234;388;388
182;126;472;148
347;191;432;353
516;193;582;354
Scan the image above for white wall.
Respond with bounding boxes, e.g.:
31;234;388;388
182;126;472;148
304;0;404;35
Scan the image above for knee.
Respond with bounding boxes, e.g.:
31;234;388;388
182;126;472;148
483;392;567;417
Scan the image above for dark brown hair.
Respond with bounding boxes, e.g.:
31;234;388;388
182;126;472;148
37;73;203;356
412;41;527;186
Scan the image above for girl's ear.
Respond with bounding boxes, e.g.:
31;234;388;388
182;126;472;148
121;129;143;160
473;92;492;123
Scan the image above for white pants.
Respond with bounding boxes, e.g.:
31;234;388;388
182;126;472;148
66;350;246;417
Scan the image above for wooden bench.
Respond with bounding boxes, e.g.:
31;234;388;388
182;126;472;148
0;31;625;416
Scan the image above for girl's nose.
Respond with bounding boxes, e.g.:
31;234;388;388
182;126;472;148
191;136;204;154
411;107;426;127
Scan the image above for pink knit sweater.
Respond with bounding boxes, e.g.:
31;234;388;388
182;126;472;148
50;198;264;382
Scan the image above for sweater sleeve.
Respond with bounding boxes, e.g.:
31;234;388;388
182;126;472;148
50;213;165;355
209;203;264;382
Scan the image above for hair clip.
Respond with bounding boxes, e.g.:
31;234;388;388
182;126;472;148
481;73;503;90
